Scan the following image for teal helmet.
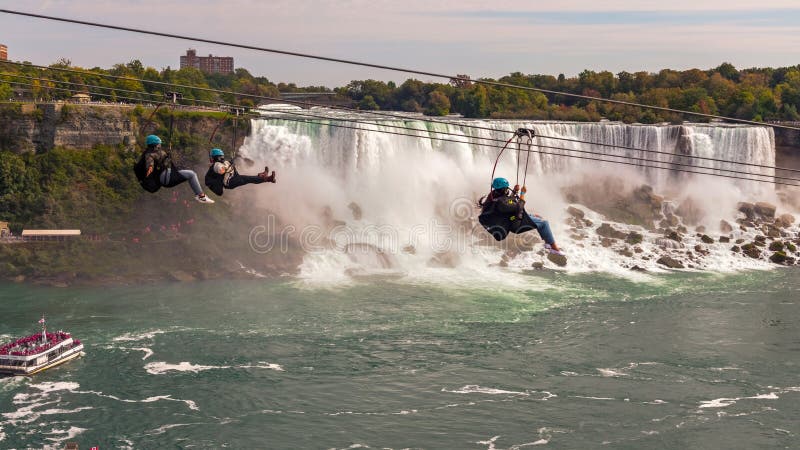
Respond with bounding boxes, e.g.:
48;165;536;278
210;148;225;158
145;135;162;146
492;177;510;190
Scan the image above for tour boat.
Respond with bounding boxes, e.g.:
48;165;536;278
0;317;84;375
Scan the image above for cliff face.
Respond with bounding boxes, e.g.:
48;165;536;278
0;103;138;153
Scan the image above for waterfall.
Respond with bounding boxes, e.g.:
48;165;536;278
237;113;780;282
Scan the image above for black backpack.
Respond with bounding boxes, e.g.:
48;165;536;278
133;152;161;193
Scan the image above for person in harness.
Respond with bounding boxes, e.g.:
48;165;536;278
204;148;276;196
478;177;564;255
135;135;215;203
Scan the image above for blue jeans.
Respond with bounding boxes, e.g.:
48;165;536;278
161;168;203;196
528;215;556;245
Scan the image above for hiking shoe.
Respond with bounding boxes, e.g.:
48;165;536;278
195;194;215;204
259;166;277;183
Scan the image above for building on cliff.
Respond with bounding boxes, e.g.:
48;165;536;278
179;49;234;74
0;44;7;61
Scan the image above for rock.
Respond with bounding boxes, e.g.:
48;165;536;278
657;256;685;269
770;251;788;264
786;242;797;253
634;246;643;253
754;236;767;246
547;252;568;267
765;226;782;239
656;238;683;249
731;245;740;253
677;225;688;234
584;219;593;227
754;202;777;219
695;226;707;233
769;241;785;252
735;238;745;244
666;231;682;242
786;256;797;265
596;223;627;239
402;245;416;255
720;220;733;233
617;247;634;257
738;219;755;229
741;243;761;259
694;245;709;256
625;231;643;245
570;233;586;241
567;206;585;219
499;260;509;268
348;202;363;220
630;265;648;272
719;236;730;243
737;202;756;220
600;238;615;248
169;270;196;282
700;234;714;244
776;213;796;228
532;262;545;270
661;214;680;228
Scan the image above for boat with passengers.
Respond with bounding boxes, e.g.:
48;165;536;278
0;317;84;375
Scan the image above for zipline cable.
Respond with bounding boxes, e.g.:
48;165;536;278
6;77;796;187
2;8;800;132
4;60;798;176
4;75;793;185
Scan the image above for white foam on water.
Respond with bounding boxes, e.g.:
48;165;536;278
240;362;285;371
699;391;783;409
144;361;226;374
477;435;501;450
442;385;529;396
113;329;168;342
643;399;668;405
145;361;286;375
572;395;616;400
0;375;26;392
43;426;87;449
131;347;154;360
597;368;628;377
145;422;197;436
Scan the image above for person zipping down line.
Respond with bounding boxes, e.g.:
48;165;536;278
134;134;215;203
204;148;276;196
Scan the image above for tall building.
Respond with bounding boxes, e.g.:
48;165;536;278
0;44;7;61
180;49;234;75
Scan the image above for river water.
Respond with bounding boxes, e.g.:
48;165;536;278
1;269;798;449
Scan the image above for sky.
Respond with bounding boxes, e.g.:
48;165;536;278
1;1;799;87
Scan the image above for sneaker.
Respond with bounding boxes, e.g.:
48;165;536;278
195;194;215;204
544;243;565;256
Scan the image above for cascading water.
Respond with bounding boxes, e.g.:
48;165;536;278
237;111;790;283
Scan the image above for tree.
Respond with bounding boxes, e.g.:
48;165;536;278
359;95;379;110
424;90;450;116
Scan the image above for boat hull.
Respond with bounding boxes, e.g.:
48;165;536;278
0;344;84;376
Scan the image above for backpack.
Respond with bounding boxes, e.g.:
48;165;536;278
133;152;161;193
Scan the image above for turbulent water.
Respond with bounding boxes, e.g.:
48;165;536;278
1;271;799;448
237;113;792;282
2;116;799;448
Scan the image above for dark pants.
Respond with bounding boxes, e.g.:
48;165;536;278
226;174;265;190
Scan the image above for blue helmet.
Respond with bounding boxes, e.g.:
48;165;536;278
210;148;225;158
492;177;510;190
145;135;162;146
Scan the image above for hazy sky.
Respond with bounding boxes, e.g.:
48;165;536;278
1;1;799;87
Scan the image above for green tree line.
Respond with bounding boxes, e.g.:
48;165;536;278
2;59;800;123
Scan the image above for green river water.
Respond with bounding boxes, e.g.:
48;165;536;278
0;269;798;449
